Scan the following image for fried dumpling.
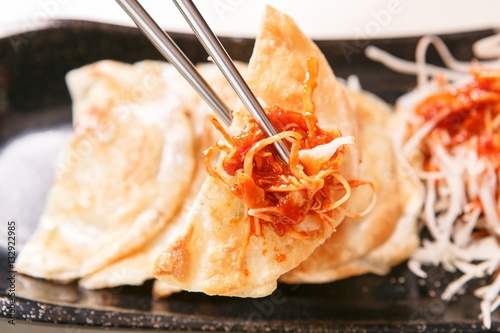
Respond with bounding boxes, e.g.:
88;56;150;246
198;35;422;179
280;90;421;283
17;60;195;282
79;63;242;290
153;6;360;297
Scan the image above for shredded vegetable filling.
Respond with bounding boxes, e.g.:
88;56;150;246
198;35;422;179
416;68;500;165
205;58;365;246
404;66;500;327
367;35;500;328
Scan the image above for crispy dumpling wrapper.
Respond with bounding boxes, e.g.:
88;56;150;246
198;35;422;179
16;60;195;282
79;63;242;290
153;6;360;297
281;90;421;283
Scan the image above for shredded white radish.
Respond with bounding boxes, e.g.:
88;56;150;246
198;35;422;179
368;33;500;328
346;74;362;92
365;46;467;85
298;135;355;166
474;33;500;59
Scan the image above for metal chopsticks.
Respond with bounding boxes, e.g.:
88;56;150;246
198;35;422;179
115;0;290;164
115;0;231;126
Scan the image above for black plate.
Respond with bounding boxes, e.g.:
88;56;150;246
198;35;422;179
0;21;499;332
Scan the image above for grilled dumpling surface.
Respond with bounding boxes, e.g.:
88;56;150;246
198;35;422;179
17;60;195;282
79;63;242;290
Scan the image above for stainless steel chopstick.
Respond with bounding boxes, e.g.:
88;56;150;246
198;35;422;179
116;0;290;164
171;0;290;164
115;0;232;126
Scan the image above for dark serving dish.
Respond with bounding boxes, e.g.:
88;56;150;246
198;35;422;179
0;20;499;332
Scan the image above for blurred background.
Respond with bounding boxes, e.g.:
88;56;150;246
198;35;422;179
2;0;500;40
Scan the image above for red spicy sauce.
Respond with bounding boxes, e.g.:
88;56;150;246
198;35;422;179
207;57;347;237
415;68;500;169
222;105;339;236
